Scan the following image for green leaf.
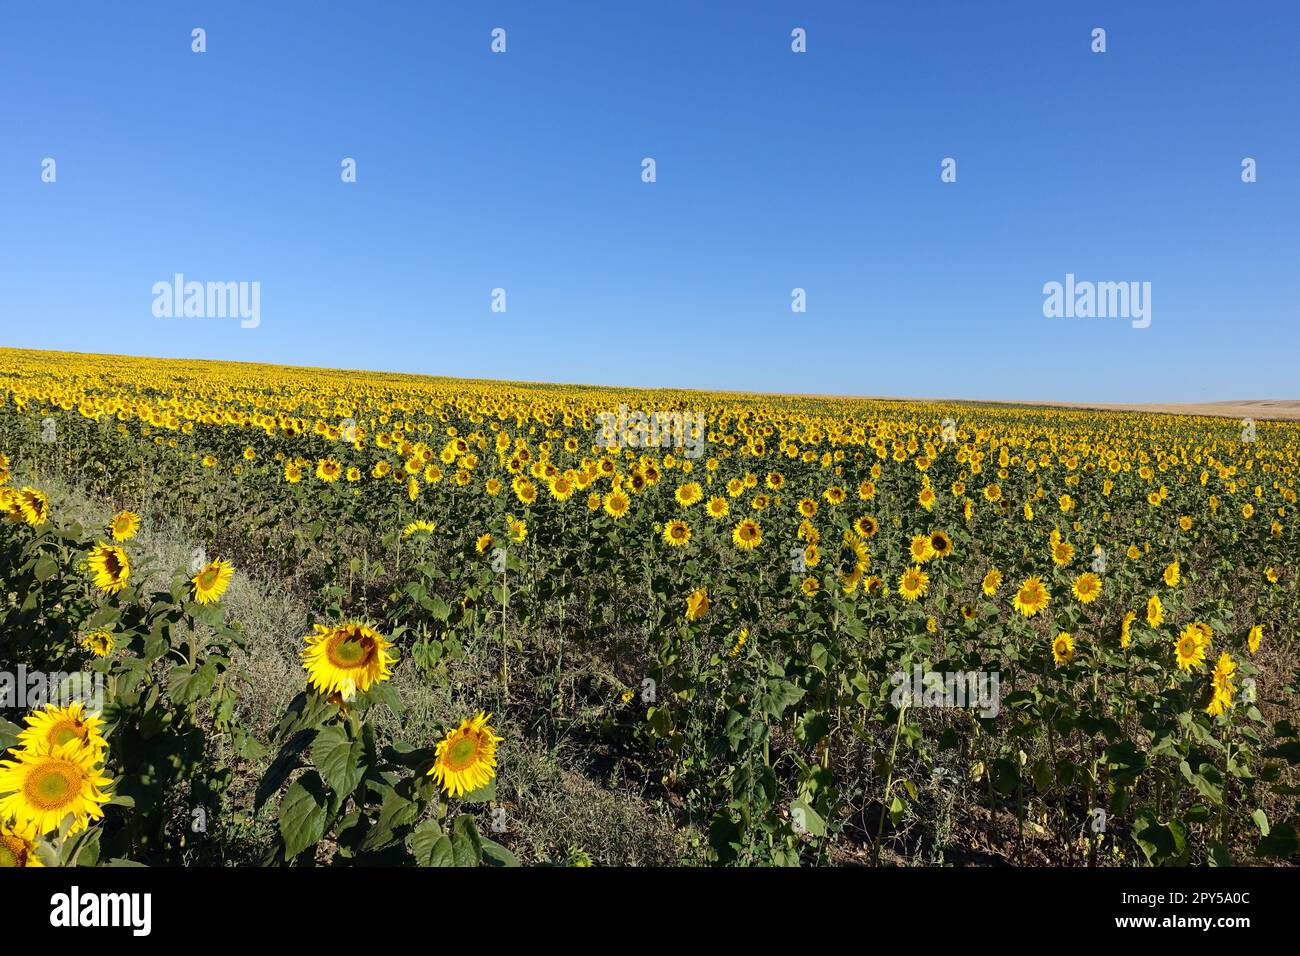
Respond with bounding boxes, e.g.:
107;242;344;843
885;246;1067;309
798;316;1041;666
311;724;366;799
408;820;455;867
279;773;329;860
480;837;520;867
460;778;496;804
790;797;826;836
451;815;483;867
167;661;218;705
1255;822;1299;859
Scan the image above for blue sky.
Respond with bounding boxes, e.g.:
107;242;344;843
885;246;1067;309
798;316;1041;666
1;1;1296;403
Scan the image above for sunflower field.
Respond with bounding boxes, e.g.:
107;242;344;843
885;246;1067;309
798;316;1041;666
1;346;1298;868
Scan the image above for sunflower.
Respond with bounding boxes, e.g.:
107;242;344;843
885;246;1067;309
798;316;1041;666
1146;594;1164;628
317;459;344;482
1163;559;1181;587
0;819;43;867
191;557;234;604
506;516;527;543
1120;611;1136;648
428;712;502;798
80;630;115;657
800;576;820;597
0;740;113;836
16;702;108;760
1071;572;1102;604
1174;625;1206;672
1247;624;1263;654
1206;653;1236;716
675;482;703;507
662;519;691;548
929;530;953;558
402;520;437;539
685;586;710;621
301;622;396;700
1052;632;1075;666
732;518;762;550
86;542;130;595
797;498;818;518
909;535;935;564
898;566;929;602
109;510;140;542
603;490;630;519
706;496;729;519
854;515;878;538
981;568;1002;597
1012;576;1050;617
476;533;495;555
1051;540;1075;567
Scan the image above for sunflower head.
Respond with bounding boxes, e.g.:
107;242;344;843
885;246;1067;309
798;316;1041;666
86;542;130;595
191;557;235;605
301;622;395;701
428;712;502;798
16;702;108;760
0;740;113;836
0;820;43;867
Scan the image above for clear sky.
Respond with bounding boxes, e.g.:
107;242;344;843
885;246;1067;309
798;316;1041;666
2;1;1297;403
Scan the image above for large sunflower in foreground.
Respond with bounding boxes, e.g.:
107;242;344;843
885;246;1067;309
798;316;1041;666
301;622;395;700
428;712;503;797
191;557;235;604
86;542;130;594
0;740;113;836
16;702;108;761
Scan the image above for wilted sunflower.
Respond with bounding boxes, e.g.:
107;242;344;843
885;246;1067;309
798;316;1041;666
86;542;130;594
191;557;234;604
1012;576;1050;617
428;712;502;797
0;740;113;836
301;622;396;700
0;819;43;867
109;510;140;542
17;702;108;761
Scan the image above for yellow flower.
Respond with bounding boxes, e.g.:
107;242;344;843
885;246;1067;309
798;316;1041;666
1174;625;1206;672
1013;576;1050;617
191;557;235;604
731;518;762;550
428;712;502;797
898;565;929;602
1163;560;1180;587
0;740;113;836
981;568;1002;597
1247;624;1262;654
301;622;395;700
1120;611;1136;649
80;630;115;657
662;519;691;548
109;510;140;541
86;542;130;594
0;819;43;867
1146;594;1164;629
1051;632;1075;666
402;520;437;538
685;587;710;621
1071;572;1102;604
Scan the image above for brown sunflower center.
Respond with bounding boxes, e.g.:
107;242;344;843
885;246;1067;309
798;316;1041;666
0;834;27;867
